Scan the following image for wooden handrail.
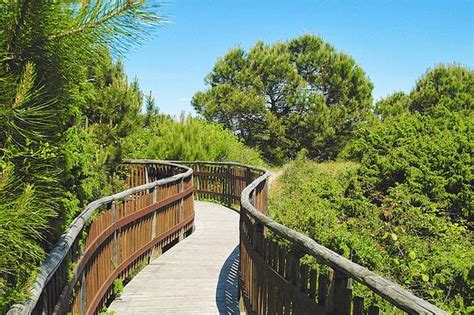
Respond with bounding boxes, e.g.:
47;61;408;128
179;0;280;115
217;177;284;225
8;161;194;315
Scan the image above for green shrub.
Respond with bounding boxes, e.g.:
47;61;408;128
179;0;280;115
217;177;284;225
124;114;266;167
270;155;472;312
340;111;473;225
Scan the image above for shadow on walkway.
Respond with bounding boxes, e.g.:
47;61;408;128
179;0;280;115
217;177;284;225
216;245;240;314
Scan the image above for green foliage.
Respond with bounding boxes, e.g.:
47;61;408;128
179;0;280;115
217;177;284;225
192;34;373;164
342;65;474;225
270;158;473;312
0;163;53;313
374;64;473;122
112;279;124;297
124;114;265;166
340;112;473;225
409;64;473;114
99;308;116;315
273;65;474;312
374;91;411;120
0;0;163;311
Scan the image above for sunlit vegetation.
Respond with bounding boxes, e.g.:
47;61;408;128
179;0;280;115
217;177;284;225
124;113;265;166
0;1;163;310
193;34;373;164
270;65;473;313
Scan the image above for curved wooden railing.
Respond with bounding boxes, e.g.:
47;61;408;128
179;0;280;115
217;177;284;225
8;161;194;315
180;161;447;315
9;160;447;315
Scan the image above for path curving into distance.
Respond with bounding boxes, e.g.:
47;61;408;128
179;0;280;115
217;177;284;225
109;201;241;314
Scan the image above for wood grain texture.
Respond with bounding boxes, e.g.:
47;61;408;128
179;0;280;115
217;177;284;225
109;201;241;315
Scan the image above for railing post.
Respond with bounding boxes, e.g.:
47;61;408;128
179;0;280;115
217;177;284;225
42;290;49;314
245;167;252;186
149;186;159;262
263;176;269;215
144;164;149;184
151;187;157;239
325;269;335;312
80;272;87;314
111;201;118;268
179;178;185;241
226;164;232;208
195;163;201;200
326;269;352;315
252;221;264;312
238;202;243;311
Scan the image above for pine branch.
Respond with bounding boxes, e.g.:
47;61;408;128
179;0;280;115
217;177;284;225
48;1;136;41
13;62;35;109
47;0;163;45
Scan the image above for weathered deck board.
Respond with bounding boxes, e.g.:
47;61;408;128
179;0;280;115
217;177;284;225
108;201;241;314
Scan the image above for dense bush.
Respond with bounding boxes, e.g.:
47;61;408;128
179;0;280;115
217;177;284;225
124;114;265;166
340;111;473;225
270;157;472;312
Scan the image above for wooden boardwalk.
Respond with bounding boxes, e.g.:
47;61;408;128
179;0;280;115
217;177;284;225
109;201;241;314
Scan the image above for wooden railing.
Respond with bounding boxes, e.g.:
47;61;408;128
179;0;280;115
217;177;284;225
8;161;194;315
181;161;447;315
9;160;447;315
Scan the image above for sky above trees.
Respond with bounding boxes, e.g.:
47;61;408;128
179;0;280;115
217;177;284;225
124;0;473;116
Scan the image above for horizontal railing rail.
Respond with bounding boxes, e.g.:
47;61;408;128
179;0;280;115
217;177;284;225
183;161;447;315
8;161;194;315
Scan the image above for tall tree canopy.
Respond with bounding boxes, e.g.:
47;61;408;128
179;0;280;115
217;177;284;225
192;34;373;163
409;64;474;114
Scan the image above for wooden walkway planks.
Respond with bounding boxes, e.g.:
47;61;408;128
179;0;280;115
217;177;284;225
108;201;241;314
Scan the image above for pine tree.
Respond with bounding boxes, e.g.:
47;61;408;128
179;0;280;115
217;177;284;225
144;91;159;128
0;1;165;310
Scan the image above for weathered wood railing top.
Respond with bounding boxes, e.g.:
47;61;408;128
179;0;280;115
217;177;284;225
8;160;447;315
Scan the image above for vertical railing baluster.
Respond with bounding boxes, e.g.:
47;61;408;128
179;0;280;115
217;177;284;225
353;296;365;315
111;201;118;269
179;178;185;241
80;272;87;315
226;164;232;208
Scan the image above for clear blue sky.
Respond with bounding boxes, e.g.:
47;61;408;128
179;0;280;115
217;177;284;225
124;0;473;116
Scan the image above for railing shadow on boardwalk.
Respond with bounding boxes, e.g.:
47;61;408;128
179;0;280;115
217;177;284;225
216;245;240;314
